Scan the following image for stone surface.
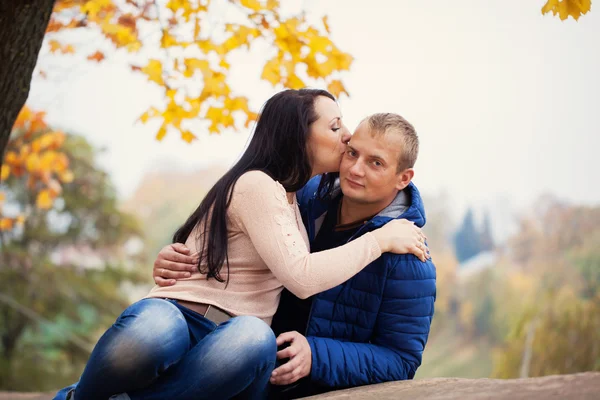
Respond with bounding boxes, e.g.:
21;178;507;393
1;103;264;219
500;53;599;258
307;372;600;399
1;372;598;400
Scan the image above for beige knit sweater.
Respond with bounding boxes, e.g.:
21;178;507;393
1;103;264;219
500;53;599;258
146;170;381;324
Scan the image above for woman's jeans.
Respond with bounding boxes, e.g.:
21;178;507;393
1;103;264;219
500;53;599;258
53;298;277;400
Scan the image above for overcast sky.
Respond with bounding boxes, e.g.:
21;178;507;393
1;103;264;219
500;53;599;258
27;0;600;219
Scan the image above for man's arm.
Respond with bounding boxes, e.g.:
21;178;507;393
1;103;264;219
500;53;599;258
307;254;436;388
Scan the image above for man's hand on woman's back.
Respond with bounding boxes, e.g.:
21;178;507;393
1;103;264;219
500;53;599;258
153;243;199;286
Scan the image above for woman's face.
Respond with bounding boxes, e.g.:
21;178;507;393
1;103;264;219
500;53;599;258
307;96;352;175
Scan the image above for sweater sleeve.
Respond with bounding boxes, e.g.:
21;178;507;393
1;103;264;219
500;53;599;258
229;171;381;299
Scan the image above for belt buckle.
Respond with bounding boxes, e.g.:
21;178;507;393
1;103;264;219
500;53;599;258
204;305;231;325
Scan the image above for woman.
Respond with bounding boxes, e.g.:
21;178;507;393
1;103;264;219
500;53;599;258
54;89;428;400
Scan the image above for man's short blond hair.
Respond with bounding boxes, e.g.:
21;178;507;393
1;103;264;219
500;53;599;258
365;113;419;172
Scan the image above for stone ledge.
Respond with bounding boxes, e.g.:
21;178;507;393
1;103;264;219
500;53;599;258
1;372;598;400
307;372;600;399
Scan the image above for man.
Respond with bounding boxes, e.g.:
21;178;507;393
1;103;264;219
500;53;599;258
154;113;436;397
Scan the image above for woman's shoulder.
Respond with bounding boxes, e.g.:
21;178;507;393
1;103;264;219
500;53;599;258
234;170;282;195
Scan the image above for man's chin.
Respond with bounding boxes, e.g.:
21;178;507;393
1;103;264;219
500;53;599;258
340;181;364;197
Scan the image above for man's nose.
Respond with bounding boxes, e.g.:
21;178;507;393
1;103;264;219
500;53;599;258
349;160;365;177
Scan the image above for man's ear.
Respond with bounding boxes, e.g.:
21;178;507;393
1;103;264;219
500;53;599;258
395;168;414;191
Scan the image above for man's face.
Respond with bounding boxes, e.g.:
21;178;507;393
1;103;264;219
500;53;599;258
340;121;412;204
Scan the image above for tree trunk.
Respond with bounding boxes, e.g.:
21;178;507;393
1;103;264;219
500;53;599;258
0;0;55;163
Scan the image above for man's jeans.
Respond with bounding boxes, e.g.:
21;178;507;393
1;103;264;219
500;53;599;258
53;298;277;400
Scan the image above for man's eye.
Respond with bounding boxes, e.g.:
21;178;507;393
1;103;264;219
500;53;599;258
347;150;357;157
332;127;340;132
373;161;382;167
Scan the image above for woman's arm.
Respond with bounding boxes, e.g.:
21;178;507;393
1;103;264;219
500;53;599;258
230;171;423;298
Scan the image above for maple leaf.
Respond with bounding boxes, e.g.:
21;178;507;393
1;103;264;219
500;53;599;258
87;51;105;62
141;59;165;86
161;30;178;47
181;130;197;143
542;0;591;20
327;80;349;98
261;57;281;85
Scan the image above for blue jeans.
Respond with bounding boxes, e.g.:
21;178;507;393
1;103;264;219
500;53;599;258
53;298;277;400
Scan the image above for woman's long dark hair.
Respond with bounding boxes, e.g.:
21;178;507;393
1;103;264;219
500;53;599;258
173;89;336;283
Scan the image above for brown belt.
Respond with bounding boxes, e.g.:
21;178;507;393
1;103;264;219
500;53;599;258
176;300;233;325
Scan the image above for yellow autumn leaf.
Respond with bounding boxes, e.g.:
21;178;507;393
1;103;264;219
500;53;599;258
240;0;263;11
286;74;305;89
327;80;349;98
15;215;26;225
309;36;332;53
261;57;281;85
81;0;113;19
266;0;280;9
184;58;210;78
13;106;32;130
1;165;10;181
156;124;168;141
53;153;70;173
225;96;249;112
25;153;41;172
36;190;53;210
202;72;230;97
0;218;13;231
48;40;62;53
39;151;57;171
0;192;5;202
39;133;55;150
219;58;231;69
541;0;591;20
138;107;159;123
141;59;164;86
181;130;197;143
161;30;178;47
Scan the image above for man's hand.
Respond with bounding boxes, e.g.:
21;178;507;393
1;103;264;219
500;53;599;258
153;243;198;286
270;331;312;386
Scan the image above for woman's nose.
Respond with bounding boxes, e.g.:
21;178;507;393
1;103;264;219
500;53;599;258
341;128;352;144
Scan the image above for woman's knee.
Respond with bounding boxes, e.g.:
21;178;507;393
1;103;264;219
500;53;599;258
104;299;189;372
231;316;277;363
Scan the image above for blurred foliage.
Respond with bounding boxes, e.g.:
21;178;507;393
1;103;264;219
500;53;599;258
418;195;599;379
0;110;148;390
42;0;352;143
0;106;75;230
453;207;494;263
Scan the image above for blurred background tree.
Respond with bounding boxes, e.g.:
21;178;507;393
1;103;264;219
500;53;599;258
0;107;147;390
